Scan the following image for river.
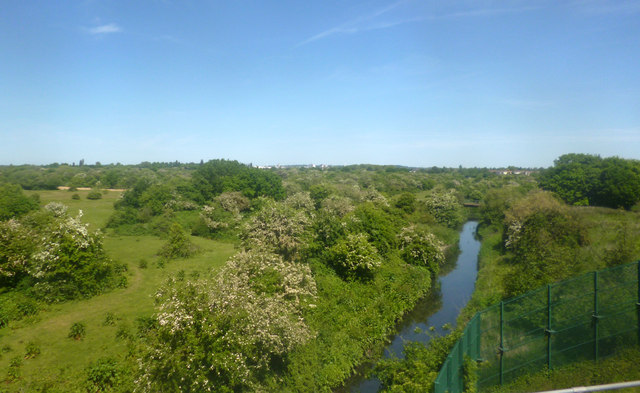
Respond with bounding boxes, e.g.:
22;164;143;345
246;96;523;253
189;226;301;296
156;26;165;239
344;220;481;392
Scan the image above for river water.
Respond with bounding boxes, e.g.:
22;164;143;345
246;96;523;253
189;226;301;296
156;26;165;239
344;220;481;392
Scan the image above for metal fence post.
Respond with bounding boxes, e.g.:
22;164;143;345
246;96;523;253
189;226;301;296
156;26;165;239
547;284;552;370
500;301;504;386
637;262;640;346
475;314;481;361
594;271;600;361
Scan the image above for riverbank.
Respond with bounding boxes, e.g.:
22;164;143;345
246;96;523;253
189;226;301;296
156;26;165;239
342;221;481;392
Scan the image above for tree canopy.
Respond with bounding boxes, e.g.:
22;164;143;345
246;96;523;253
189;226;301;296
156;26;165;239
539;154;640;210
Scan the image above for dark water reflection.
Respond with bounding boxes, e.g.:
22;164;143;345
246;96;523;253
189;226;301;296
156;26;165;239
341;221;481;392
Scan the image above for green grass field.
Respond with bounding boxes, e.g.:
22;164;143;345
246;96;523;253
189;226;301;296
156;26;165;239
0;191;237;391
25;189;123;230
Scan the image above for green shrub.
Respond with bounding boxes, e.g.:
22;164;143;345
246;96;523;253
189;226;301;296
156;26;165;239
68;322;86;340
158;223;198;260
86;190;102;200
424;189;463;228
7;356;22;380
0;183;39;221
24;341;41;359
463;355;478;393
135;316;156;337
115;324;131;340
137;251;316;392
2;207;127;302
0;312;8;328
85;357;122;393
398;226;445;275
137;259;148;269
103;312;117;326
329;233;382;280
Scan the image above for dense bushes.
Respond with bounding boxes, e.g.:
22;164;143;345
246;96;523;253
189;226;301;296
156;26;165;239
540;153;640;209
136;251;317;392
193;159;285;201
398;226;445;275
424;189;464;228
374;331;461;392
0;183;39;221
328;233;382;280
240;195;313;261
0;203;126;304
158;223;198;260
502;191;588;296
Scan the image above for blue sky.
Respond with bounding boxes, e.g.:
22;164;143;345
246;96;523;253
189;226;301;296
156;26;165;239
1;0;639;168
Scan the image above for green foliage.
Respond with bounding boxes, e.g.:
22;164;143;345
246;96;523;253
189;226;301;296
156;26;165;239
484;347;640;393
394;192;417;213
604;220;639;267
1;205;126;303
158;222;198;260
85;357;123;393
463;355;478;393
0;183;39;221
397;226;445;275
284;258;433;391
351;203;399;256
194;204;236;238
24;341;41;359
375;331;461;392
86;190;103;200
103;312;117;326
138;184;173;215
503;192;588;296
136;250;317;392
425;189;464;227
480;187;526;227
329;233;382;280
68;322;86;340
240;197;312;261
540;154;640;209
193;159;285;201
7;356;22;381
309;184;332;208
71;193;81;200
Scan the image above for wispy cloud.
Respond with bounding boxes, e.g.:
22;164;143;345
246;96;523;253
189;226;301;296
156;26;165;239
440;5;540;19
87;23;122;35
298;0;410;46
571;0;640;15
298;1;540;46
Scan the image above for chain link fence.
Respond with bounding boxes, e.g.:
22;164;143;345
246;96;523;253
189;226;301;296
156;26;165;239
434;261;640;393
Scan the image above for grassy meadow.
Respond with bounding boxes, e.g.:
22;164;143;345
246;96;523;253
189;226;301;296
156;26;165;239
0;191;236;391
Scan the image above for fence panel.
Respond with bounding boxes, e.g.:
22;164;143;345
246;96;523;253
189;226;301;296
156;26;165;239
434;261;640;393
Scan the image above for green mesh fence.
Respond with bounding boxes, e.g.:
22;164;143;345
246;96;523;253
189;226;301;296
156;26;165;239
433;261;640;393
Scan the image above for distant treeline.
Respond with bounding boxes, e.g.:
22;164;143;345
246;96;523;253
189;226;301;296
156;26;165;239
539;153;640;210
0;161;529;191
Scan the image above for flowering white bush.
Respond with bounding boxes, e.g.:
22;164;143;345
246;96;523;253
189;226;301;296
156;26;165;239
0;205;125;302
199;205;231;232
361;188;389;207
397;226;445;274
0;219;35;279
215;191;250;214
136;251;316;392
424;190;463;227
329;233;381;280
321;195;354;217
240;199;311;261
44;202;68;217
284;192;315;212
